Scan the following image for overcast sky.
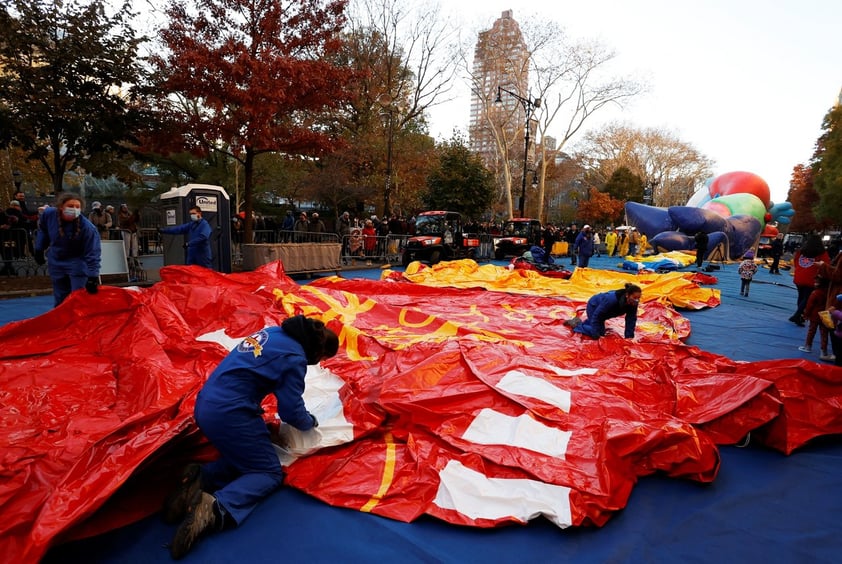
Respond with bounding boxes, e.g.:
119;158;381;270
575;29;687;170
428;0;840;203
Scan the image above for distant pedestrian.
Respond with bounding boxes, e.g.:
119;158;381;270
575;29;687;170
694;231;709;269
769;233;784;274
574;225;595;268
738;250;758;297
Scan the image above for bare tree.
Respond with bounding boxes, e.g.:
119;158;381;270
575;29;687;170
348;0;460;216
460;15;643;221
575;122;716;207
524;19;644;222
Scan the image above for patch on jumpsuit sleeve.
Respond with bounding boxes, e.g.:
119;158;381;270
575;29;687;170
237;329;269;358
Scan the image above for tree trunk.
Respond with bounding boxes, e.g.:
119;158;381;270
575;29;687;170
242;149;255;244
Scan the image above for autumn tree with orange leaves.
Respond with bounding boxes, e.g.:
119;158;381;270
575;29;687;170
575;187;625;227
145;0;356;242
786;164;826;233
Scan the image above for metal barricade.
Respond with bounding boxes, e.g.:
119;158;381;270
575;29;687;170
0;228;46;277
339;233;408;266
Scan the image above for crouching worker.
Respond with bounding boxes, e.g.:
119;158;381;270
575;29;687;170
564;282;642;339
164;315;339;559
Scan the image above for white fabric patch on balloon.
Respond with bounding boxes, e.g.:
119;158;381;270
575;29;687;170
498;370;572;412
462;408;571;458
434;460;572;527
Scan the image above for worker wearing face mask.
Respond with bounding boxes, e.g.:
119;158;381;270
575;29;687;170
159;206;213;268
34;192;102;307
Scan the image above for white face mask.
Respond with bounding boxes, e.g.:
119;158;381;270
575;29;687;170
62;207;82;220
190;213;200;221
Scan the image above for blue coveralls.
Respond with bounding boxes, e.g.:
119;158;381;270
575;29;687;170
194;326;316;526
161;219;212;268
574;231;595;268
35;207;101;307
574;289;637;339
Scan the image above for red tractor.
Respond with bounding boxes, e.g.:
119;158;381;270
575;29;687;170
402;211;479;266
494;218;543;260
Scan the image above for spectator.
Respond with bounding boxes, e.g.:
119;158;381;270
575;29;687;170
769;233;784;275
828;294;842;367
798;275;833;361
308;212;326;237
694;231;709;269
574;225;595;268
818;248;842;310
564;224;579;266
117;204;139;259
564;283;642;340
88;201;113;240
337;211;352;257
362;219;377;264
164;315;339;559
4;201;25;262
13;191;38;228
34;192;101;307
543;224;558;259
0;206;16;275
159;206;213;268
293;212;309;242
738;250;758;297
789;235;830;326
593;230;602;257
281;210;295;242
105;205;116;235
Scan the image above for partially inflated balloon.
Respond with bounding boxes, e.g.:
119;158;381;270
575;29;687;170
708;171;771;208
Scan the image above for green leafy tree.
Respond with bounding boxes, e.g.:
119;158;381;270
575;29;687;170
811;105;842;224
0;0;146;193
144;0;356;242
603;166;643;203
424;134;494;219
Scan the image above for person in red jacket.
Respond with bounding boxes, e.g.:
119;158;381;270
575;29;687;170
362;219;377;263
789;234;830;326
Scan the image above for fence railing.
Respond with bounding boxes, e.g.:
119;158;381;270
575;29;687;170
0;228;48;277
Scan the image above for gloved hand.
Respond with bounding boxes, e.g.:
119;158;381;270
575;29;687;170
310;413;319;428
85;277;99;294
34;249;46;265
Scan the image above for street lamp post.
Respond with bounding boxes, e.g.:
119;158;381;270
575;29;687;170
495;86;541;218
382;108;394;218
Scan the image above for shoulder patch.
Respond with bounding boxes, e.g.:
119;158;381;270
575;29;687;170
237;329;269;358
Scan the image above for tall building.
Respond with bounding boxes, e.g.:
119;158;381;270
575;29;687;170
468;10;530;169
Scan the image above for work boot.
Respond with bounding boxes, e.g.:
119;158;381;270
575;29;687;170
170;491;219;559
163;463;202;524
564;316;582;328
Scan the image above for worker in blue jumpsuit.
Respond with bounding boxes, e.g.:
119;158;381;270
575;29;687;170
565;283;642;339
160;206;213;268
165;315;340;559
34;192;102;307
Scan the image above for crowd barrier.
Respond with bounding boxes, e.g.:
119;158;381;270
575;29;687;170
0;228;48;277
